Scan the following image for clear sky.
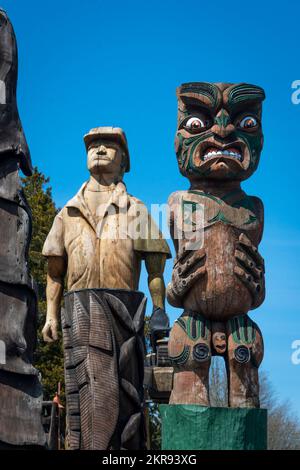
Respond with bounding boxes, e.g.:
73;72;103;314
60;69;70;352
2;0;300;414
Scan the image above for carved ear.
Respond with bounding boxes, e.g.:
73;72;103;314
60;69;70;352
120;152;126;169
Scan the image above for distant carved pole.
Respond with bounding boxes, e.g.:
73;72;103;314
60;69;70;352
0;9;45;448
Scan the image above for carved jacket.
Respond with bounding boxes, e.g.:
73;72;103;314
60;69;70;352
43;181;170;291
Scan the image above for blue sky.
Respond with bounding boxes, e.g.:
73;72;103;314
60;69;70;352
3;0;300;414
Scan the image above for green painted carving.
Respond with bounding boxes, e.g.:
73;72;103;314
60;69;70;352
235;129;262;172
169;345;190;366
229;315;256;345
176;314;209;341
179;82;220;109
227;83;265;109
207;210;232;225
187;190;221;204
215;109;230;128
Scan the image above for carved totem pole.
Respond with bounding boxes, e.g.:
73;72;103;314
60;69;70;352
167;82;266;406
42;127;170;450
0;9;45;447
161;83;267;450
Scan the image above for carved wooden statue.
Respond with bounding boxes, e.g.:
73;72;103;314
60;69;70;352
0;9;45;447
167;82;265;408
42;127;170;449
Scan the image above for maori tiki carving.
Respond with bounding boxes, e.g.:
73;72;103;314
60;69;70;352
0;9;45;447
42;127;170;449
167;82;265;408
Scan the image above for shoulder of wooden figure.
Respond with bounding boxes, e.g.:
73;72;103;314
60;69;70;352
167;190;188;207
248;196;264;223
127;193;146;207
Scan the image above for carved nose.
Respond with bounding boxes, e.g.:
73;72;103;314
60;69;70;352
211;109;235;138
97;145;107;155
211;123;235;138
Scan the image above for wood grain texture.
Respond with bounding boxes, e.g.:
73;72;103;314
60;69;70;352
167;82;266;408
63;289;147;450
0;10;44;446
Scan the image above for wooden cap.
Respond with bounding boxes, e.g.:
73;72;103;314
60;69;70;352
84;126;130;172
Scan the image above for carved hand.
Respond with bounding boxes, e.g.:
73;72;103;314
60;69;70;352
149;306;170;351
234;233;265;309
42;317;58;343
167;247;206;307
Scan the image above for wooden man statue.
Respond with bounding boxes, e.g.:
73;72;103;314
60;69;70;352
167;83;265;408
42;127;171;449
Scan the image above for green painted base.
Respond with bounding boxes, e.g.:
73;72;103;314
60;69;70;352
160;405;267;450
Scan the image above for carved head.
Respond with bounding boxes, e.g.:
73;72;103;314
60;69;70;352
84;127;130;179
175;82;265;182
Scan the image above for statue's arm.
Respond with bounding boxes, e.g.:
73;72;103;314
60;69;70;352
251;196;264;244
234;196;265;310
166;192;183;308
166;191;207;308
145;253;166;309
42;256;67;343
145;253;171;350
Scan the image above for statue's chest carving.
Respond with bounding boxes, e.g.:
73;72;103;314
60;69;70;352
179;190;259;233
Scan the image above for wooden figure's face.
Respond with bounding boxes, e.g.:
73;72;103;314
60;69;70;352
87;139;124;176
175;82;265;182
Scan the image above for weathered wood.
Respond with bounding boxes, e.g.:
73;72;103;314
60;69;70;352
42;127;171;449
0;10;32;176
167;82;266;409
0;372;44;446
0;9;45;448
62;289;146;450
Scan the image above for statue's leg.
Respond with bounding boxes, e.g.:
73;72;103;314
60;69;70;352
168;311;211;405
63;289;147;450
226;314;264;408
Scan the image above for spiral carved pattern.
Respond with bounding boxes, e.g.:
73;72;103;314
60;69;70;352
234;345;250;364
193;343;210;363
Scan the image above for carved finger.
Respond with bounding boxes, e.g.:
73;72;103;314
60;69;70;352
235;249;263;280
179;251;206;277
172;266;206;297
175;246;206;268
177;265;207;296
186;265;207;285
52;326;58;341
238;233;265;271
42;326;53;343
234;265;263;298
42;323;57;343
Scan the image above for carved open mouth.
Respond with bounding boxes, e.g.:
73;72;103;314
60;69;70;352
200;143;244;164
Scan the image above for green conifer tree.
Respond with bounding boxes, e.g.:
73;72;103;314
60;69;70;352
22;168;64;401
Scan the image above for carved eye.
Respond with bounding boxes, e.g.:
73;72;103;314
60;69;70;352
239;116;258;129
184;117;207;133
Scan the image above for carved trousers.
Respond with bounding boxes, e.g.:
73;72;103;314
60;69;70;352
63;288;147;450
